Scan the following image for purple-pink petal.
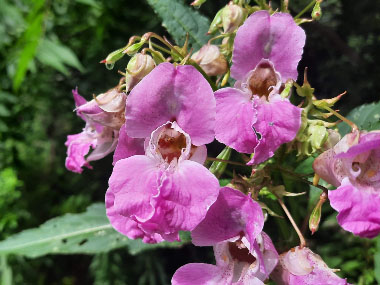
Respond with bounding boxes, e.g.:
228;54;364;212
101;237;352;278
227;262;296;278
113;124;145;165
191;187;264;247
231;10;306;81
215;88;258;153
65;132;96;173
329;178;380;238
125;63;215;146
172;263;229;285
248;98;302;165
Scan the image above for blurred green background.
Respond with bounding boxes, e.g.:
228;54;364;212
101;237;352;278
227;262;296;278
0;0;379;284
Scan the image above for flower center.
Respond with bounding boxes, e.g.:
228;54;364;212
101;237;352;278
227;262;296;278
157;127;187;162
248;62;277;98
228;241;256;264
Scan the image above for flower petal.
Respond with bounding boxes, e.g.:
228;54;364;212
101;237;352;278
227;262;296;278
192;187;264;246
231;10;306;81
65;132;96;173
248;99;301;165
113;124;145;165
107;155;160;222
329;177;380;238
215;88;258;153
125;62;215;145
146;160;220;235
172;263;229;285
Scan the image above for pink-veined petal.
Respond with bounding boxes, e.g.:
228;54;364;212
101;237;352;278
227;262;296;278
65;132;96;173
248;99;301;165
172;263;230;285
329;177;380;238
215;88;258;153
125;63;215;145
113;124;144;165
231;11;306;81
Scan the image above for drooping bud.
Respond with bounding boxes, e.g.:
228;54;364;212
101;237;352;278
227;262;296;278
322;129;341;150
191;44;228;76
312;0;322;21
209;147;232;178
308;124;328;152
125;53;155;91
309;192;327;234
248;60;278;97
221;2;246;33
124;38;147;56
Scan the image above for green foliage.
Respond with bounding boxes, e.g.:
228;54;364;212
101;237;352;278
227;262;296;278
339;100;380;135
0;204;184;258
375;237;380;283
146;0;210;49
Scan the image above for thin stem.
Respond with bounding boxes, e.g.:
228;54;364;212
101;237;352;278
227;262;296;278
150;42;172;55
276;196;307;248
324;106;358;132
206;157;247;167
294;0;316;19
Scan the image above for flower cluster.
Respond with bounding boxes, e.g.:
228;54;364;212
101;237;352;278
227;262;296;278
64;2;375;283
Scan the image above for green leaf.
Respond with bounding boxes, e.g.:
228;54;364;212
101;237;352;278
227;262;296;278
36;39;85;75
0;203;184;258
12;0;45;90
146;0;210;50
375;237;380;283
339;101;380;135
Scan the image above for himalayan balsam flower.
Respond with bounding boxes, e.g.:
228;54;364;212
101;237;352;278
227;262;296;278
106;62;219;242
313;131;380;238
271;246;349;285
172;187;278;284
65;89;121;173
215;10;305;165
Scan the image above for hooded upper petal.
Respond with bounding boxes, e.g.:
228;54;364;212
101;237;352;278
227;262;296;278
192;187;264;248
231;10;306;81
329;177;380;238
125;62;216;146
248;97;302;165
214;88;258;153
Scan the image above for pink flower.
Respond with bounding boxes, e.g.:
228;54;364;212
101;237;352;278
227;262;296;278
172;187;278;284
106;121;219;242
215;11;305;164
65;89;121;173
271;246;349;285
313;131;380;238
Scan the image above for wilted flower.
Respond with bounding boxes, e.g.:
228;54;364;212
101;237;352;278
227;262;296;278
271;246;349;285
313;130;380;238
65;89;120;173
172;187;278;284
215;11;305;164
191;44;228;76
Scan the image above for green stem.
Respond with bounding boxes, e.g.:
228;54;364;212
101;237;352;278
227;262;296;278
294;0;316;19
206;157;247;167
323;106;358;132
150;42;172;55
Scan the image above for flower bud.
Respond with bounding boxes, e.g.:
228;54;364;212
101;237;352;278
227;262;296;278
124;38;147;56
208;9;223;34
322;129;341;150
312;0;322;21
125;53;155;91
190;0;206;7
221;3;246;33
191;44;228;76
209;147;231;178
101;47;126;65
309;192;327;234
308;124;328;152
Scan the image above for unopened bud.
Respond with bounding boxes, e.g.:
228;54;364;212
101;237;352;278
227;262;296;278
209;147;232;178
221;3;246;33
125;53;155;91
101;47;126;65
208;9;223;34
322;129;341;150
312;0;322;21
309;192;327;234
308;125;328;152
124;39;147;56
191;0;206;7
191;44;228;76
